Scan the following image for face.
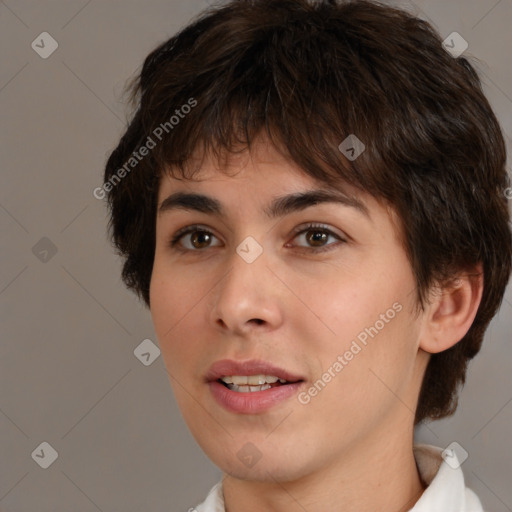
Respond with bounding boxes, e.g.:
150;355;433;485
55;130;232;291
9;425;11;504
150;138;427;482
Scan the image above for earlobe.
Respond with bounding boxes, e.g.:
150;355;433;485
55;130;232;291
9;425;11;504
419;265;484;354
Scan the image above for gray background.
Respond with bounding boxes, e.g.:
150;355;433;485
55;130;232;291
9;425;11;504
1;0;511;511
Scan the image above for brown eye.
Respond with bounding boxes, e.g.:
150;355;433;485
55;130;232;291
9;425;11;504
190;231;213;249
289;223;346;253
169;226;222;251
305;229;329;247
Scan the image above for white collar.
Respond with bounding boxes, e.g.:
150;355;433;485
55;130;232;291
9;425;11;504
193;444;483;512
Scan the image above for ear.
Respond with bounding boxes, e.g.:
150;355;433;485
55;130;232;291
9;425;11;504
419;264;484;354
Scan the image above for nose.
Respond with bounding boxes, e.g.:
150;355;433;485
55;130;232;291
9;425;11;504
209;243;284;336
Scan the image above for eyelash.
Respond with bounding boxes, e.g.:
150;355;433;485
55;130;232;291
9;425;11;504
168;223;346;254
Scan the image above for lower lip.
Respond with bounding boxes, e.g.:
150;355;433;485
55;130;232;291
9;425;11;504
208;380;304;414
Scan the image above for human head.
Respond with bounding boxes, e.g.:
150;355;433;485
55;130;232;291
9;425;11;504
103;0;511;426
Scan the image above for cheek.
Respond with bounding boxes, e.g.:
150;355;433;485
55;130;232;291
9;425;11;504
149;264;204;371
294;257;419;389
150;253;204;326
299;305;420;444
290;268;400;351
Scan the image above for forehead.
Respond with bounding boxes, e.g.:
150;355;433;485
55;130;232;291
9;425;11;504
159;141;366;209
159;137;358;200
161;138;304;182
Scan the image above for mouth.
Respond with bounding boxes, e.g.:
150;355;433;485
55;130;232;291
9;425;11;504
206;359;305;413
206;359;305;388
217;374;301;393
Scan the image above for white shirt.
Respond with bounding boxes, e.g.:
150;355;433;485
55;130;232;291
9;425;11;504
190;444;484;512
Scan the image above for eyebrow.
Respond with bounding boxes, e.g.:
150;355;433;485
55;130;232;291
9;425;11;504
158;188;369;219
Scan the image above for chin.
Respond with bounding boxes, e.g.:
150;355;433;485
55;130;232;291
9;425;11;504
203;441;316;483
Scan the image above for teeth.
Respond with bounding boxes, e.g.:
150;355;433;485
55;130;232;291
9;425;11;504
218;374;292;392
220;374;284;385
227;383;272;392
247;375;266;385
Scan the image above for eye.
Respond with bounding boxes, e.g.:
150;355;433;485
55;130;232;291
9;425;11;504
288;223;346;253
169;225;222;251
168;223;346;253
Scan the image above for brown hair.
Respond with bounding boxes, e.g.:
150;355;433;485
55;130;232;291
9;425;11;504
103;0;511;424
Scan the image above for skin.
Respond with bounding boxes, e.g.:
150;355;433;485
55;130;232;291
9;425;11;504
149;137;483;512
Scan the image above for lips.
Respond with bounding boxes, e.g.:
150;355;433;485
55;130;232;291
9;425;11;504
205;359;306;413
205;359;305;384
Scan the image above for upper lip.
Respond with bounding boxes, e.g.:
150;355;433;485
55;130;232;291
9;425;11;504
205;359;305;383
